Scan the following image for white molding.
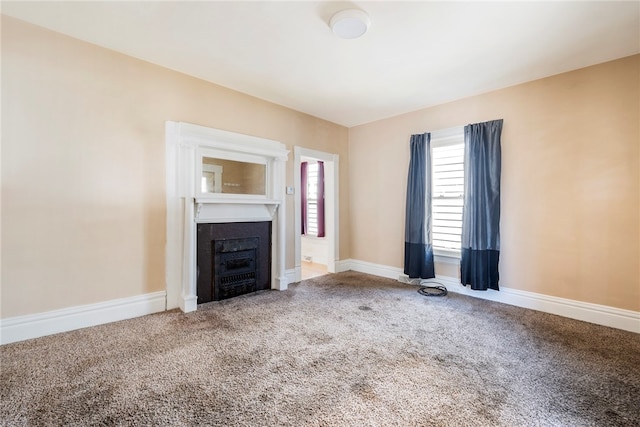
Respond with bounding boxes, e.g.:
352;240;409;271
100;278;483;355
166;121;289;312
439;276;640;334
285;268;297;286
180;295;198;314
347;259;640;334
293;147;339;275
0;291;167;345
430;125;465;144
335;259;353;273
5;261;635;345
348;259;403;280
176;121;288;161
195;202;276;223
434;252;460;265
274;277;288;291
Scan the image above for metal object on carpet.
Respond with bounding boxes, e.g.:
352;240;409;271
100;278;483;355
418;282;448;297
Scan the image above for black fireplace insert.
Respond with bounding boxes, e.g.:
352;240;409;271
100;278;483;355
197;222;271;303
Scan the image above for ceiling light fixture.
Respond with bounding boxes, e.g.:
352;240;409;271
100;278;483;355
329;9;370;39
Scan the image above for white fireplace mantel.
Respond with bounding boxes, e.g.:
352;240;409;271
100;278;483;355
194;198;281;223
165;121;289;312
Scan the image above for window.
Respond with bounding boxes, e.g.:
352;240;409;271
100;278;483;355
431;129;464;256
306;162;320;236
301;161;325;237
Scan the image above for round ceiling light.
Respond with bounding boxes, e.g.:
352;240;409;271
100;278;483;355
329;9;371;39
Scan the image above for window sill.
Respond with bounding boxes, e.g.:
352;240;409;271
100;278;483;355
434;249;460;264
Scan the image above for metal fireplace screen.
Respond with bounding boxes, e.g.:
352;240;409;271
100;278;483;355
213;237;259;301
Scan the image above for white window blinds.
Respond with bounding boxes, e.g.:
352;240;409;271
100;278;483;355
431;137;464;253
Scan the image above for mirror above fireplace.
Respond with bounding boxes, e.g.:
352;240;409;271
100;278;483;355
200;156;267;196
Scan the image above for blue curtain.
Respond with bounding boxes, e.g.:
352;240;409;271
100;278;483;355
404;133;436;279
461;119;503;290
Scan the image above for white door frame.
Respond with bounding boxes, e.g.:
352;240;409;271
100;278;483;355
294;146;339;281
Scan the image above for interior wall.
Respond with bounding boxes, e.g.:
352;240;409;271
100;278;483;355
0;16;349;318
349;55;639;312
301;236;328;266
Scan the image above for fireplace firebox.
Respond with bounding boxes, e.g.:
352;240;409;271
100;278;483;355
214;237;258;300
197;222;271;303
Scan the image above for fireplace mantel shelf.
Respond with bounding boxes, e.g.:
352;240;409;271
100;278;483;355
194;197;282;223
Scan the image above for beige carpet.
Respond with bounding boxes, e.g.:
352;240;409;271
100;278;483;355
1;271;639;426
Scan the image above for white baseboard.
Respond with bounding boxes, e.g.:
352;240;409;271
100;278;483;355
335;259;354;273
342;259;640;334
345;259;403;279
180;294;198;314
5;261;636;345
0;291;167;345
284;268;297;286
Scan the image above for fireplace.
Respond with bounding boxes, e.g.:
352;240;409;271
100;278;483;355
197;222;271;303
166;121;289;313
214;237;258;300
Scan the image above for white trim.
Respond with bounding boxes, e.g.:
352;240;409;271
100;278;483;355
285;268;297;285
344;259;640;334
201;164;223;193
293;147;339;281
0;291;167;345
166;121;289;311
347;259;403;280
5;261;635;345
434;252;460;264
430;130;465;253
177;122;288;160
436;276;640;334
430;125;465;143
335;259;352;273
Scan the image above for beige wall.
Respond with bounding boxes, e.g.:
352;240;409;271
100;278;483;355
349;55;639;311
1;16;349;318
2;15;637;320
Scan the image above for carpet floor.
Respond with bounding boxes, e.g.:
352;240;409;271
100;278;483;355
1;272;639;426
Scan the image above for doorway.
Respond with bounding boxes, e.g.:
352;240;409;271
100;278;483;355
294;147;339;281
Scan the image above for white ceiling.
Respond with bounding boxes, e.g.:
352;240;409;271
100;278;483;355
2;1;639;127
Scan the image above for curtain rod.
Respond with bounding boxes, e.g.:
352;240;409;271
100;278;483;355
428;125;464;139
415;119;504;139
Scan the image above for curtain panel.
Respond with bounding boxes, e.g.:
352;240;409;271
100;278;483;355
461;119;503;290
300;161;308;235
317;161;325;238
404;133;436;279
